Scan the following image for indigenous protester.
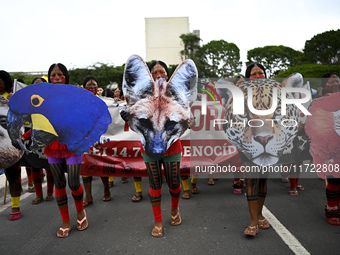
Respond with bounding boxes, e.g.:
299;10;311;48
242;63;270;236
81;75;111;206
306;72;340;226
0;70;23;220
45;63;88;237
121;55;197;237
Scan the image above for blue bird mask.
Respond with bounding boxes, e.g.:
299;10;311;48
7;83;112;155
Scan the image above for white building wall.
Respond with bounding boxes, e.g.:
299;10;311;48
145;17;189;66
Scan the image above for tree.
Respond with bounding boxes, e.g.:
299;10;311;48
199;40;242;78
179;33;202;61
304;29;340;65
274;64;340;89
69;63;124;88
247;45;303;77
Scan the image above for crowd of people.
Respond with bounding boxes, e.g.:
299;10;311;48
1;59;339;239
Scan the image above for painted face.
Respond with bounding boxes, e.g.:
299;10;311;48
151;64;167;80
85;79;98;95
49;67;66;84
0;78;5;94
249;66;265;80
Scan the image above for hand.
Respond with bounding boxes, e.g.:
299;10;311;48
297;121;304;132
188;117;196;129
120;107;129;122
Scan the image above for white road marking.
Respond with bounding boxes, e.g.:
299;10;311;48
263;206;311;255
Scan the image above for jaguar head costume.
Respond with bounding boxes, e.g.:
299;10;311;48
217;73;307;166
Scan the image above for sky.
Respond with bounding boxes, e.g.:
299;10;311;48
1;0;339;74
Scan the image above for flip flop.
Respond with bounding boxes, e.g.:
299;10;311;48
132;195;143;202
9;211;22;220
289;190;298;196
296;185;305;190
181;191;190;199
282;178;289;183
233;188;242;195
57;227;71;238
32;197;43;205
191;184;199;194
258;218;270;229
171;208;182;226
103;194;111;202
45;195;54;201
77;210;88;231
207;179;215;185
151;224;163;237
244;225;258;236
83;200;93;207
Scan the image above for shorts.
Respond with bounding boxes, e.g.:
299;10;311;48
142;153;181;163
47;155;83;165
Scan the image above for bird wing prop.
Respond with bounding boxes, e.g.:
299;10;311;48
7;83;112;155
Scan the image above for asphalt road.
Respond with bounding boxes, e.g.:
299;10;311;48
0;174;339;255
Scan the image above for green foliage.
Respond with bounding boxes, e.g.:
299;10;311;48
247;45;303;77
69;62;124;88
199;40;242;78
274;64;340;89
179;33;202;61
304;29;340;65
10;73;36;85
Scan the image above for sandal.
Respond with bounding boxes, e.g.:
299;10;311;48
191;183;199;194
109;181;114;188
57;227;71;238
244;225;258;236
282;178;289;183
32;197;43;205
325;206;340;226
296;184;305;190
28;185;35;193
132;195;143;202
151;224;163;237
171;208;182;226
207;178;215;185
103;194;111;202
45;195;54;201
9;211;22;220
83;200;93;207
121;177;128;184
77;209;88;231
326;217;340;226
258;218;270;229
289;190;298;196
233;188;242;195
181;191;190;199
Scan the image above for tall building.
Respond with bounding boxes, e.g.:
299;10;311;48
145;17;190;66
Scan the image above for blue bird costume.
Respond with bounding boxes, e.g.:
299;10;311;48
7;83;112;156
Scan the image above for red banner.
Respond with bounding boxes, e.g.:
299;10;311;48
80;99;241;177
